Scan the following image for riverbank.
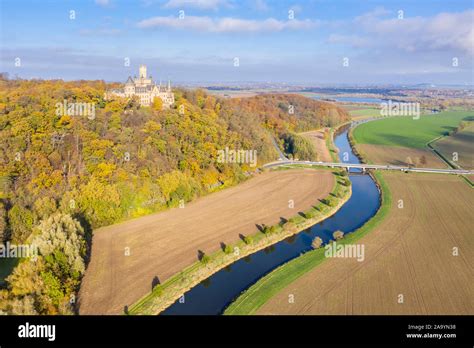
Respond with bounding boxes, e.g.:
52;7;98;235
253;171;473;315
79;168;337;315
128;167;352;315
224;125;390;315
234;116;473;315
224;170;389;315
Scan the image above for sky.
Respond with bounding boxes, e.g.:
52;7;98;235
0;0;473;85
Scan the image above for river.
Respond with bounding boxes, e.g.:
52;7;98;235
310;95;386;104
162;127;381;315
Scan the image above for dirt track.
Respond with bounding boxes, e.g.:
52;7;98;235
257;173;474;314
79;169;334;314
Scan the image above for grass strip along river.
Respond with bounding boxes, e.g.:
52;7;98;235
158;127;381;315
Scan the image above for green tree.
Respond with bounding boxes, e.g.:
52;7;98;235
8;204;34;243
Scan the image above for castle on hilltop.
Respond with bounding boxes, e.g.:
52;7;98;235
105;65;175;108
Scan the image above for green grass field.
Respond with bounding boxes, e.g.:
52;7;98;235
352;111;474;148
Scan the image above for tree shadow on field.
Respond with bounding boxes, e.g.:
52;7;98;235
255;224;264;232
197;250;205;261
151;276;160;291
220;242;227;251
279;217;288;224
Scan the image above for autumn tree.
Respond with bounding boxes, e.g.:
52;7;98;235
8;204;34;243
152;97;163;111
333;230;344;240
2;213;87;315
0;201;6;243
312;236;323;249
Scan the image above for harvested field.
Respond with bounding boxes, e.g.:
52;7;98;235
79;169;334;314
257;172;474;314
358;144;447;168
349;108;382;120
300;129;332;162
432;123;474;170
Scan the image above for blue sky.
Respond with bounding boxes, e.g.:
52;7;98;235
1;0;473;84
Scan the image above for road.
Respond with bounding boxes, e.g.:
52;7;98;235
264;160;474;175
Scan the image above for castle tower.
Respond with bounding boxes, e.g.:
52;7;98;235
139;65;147;79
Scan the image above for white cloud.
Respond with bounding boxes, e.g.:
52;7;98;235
333;8;474;56
137;15;318;32
163;0;232;10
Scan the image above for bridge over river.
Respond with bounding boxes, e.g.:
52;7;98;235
264;160;474;176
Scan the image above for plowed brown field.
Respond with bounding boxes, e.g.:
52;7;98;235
79;169;334;314
258;172;474;314
300;129;332;162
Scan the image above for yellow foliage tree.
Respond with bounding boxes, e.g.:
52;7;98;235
152;97;163;111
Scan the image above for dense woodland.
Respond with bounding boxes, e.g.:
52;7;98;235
0;75;349;314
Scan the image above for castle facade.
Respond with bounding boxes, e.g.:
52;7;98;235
105;65;175;108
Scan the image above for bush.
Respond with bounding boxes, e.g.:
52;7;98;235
304;210;316;219
223;245;233;254
282;221;296;231
200;254;210;265
269;225;282;234
321;198;334;207
152;284;163;296
243;236;253;245
333;230;344;240
311;236;323;249
289;216;304;225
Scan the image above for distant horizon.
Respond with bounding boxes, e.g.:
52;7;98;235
2;71;473;90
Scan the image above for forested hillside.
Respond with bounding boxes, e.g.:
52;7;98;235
0;75;348;314
228;94;349;160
